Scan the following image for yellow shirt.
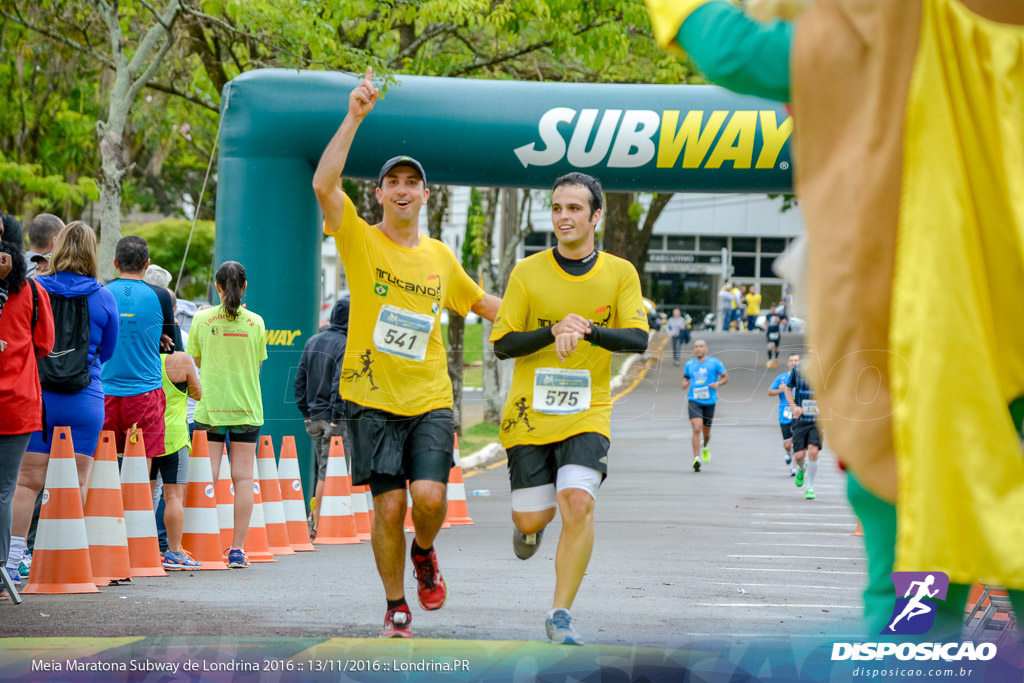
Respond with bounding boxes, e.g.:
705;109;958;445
326;194;484;416
490;250;648;447
745;293;761;315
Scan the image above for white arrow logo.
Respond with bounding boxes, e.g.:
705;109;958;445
514;107;576;168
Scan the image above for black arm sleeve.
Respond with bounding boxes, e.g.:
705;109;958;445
493;326;553;360
585;326;649;354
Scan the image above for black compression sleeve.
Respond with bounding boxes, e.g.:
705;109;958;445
493;327;553;360
585;326;649;354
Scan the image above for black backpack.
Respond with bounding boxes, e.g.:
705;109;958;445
32;282;100;394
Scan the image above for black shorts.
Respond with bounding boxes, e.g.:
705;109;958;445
343;400;455;497
780;422;793;441
792;420;821;451
149;446;189;485
507;432;610;491
688;401;716;426
193;421;261;444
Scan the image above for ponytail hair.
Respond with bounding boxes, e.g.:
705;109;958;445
215;260;246;319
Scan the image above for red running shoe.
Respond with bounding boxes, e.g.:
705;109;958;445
382;605;412;638
411;545;448;610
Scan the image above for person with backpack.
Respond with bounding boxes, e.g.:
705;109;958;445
6;222;118;583
0;213;55;590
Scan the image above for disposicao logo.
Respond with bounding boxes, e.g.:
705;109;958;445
831;572;997;662
886;571;948;636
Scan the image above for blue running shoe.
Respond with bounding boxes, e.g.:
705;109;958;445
163;549;202;570
5;566;21;586
546;608;584;645
226;548;249;569
18;552;31;578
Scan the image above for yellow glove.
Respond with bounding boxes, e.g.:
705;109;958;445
645;0;721;56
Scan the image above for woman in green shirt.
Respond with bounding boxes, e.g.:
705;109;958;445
187;261;268;569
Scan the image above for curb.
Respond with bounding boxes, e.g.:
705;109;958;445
461;350;645;471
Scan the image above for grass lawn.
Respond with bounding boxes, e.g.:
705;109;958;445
442;322;484;388
457;420;500;456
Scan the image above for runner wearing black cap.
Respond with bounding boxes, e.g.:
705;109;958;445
312;67;501;639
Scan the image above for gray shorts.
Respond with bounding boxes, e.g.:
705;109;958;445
305;419;350;482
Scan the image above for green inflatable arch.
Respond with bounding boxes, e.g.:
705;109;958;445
214;68;794;491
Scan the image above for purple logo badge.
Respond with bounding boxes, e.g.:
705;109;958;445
884;572;949;635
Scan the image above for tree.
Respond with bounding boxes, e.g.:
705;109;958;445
122;218;215;299
602;192;674;295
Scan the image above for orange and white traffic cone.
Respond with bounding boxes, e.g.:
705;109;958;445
351;484;372;541
401;491;413;532
22;427;100;594
853;521;864;537
83;431;132;586
314;436;361;545
119;427;167;577
404;488;450;533
243;477;276;563
366;487;375;526
214;449;234;549
256;436;295;556
277;436;315;552
446;434;473;526
179;430;228;570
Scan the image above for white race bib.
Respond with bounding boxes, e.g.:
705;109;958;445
768;332;780;341
693;385;711;401
801;399;819;417
533;368;591;415
783;406;793;420
373;305;435;361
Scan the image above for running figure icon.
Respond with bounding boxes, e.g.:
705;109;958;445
887;574;939;632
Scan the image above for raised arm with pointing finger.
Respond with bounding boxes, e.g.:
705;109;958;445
313;67;379;232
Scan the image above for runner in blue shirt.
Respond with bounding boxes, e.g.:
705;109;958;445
101;236;178;458
768;353;800;476
681;339;728;472
783;363;823;501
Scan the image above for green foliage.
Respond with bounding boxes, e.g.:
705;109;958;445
0;153;99;212
461;188;486;273
122;218;215;300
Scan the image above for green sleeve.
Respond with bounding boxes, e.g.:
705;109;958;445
677;1;793;103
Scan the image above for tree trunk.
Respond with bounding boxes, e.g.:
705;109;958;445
479;188;504;423
602;192;673;296
95;0;183;280
97;96;132;280
447;314;465;433
427;185;464;431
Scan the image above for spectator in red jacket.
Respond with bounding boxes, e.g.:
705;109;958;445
0;213;55;589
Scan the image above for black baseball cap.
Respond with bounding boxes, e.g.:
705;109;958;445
377;155;426;187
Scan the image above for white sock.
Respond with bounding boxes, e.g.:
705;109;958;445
806;460;819;488
6;536;26;569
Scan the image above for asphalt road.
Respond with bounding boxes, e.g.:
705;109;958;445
4;330;868;647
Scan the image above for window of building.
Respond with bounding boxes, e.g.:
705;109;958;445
666;235;695;251
760;238;787;254
699;236;726;252
525;232;549;247
760;255;780;279
732;256;756;278
523;231;550;257
731;237;757;253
